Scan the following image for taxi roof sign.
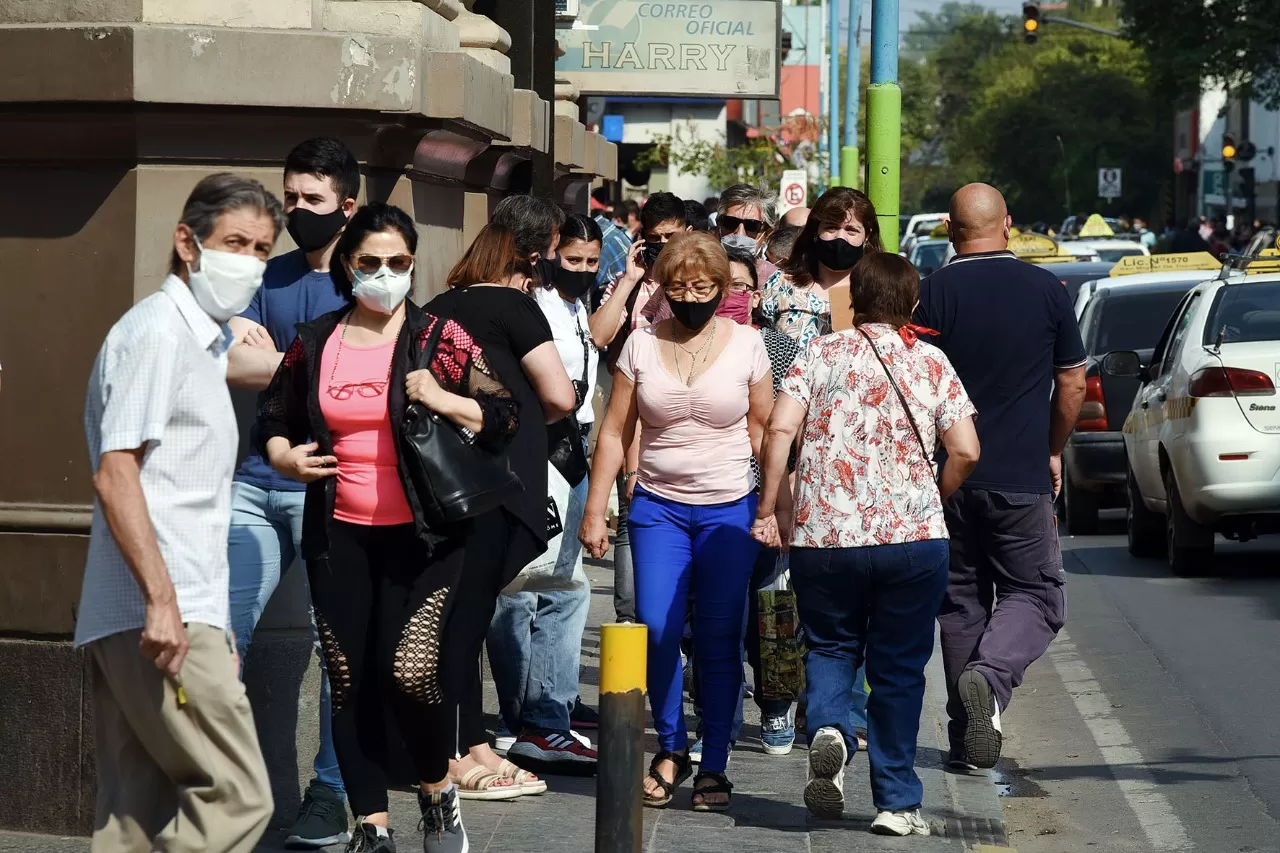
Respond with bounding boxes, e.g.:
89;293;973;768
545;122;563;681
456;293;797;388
1109;252;1220;277
1009;232;1059;258
1078;214;1115;238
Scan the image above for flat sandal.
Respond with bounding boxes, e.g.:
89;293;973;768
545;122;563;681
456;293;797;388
643;750;692;809
691;771;733;813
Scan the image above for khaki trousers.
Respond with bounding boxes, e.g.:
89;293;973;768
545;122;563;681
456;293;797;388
88;623;273;853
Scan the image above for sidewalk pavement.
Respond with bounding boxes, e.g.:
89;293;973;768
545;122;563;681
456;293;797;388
0;554;1010;853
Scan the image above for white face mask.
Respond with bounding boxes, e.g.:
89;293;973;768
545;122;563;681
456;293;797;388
351;263;414;314
722;233;760;255
186;237;267;323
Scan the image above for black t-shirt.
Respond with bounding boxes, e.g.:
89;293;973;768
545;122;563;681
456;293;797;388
426;285;554;552
915;251;1086;494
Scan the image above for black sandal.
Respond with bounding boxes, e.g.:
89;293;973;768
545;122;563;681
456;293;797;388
691;771;734;813
643;750;692;809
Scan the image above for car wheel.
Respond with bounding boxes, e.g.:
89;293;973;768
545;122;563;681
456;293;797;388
1164;467;1213;577
1126;464;1164;558
1063;471;1099;535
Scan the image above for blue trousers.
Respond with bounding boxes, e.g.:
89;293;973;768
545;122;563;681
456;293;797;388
226;482;344;796
630;487;759;773
790;539;949;811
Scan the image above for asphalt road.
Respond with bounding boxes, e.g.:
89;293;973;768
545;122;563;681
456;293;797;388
1000;511;1280;852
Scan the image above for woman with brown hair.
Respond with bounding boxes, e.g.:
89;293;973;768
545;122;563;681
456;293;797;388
753;252;980;835
581;231;775;813
426;223;577;801
759;187;885;347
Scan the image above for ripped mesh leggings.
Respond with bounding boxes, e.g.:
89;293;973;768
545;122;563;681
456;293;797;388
309;520;462;817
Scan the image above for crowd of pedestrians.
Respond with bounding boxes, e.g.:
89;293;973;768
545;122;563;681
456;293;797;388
75;130;1082;852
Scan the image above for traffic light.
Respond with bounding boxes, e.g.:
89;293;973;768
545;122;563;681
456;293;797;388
1222;134;1237;161
1023;1;1041;44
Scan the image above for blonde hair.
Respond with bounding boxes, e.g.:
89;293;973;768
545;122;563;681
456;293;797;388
652;231;731;292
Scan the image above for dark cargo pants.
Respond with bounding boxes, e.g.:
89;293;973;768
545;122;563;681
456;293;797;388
937;488;1067;748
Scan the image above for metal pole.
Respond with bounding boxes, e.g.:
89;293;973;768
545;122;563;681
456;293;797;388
827;0;841;187
1056;134;1072;214
817;0;828;192
1042;15;1120;37
594;623;647;853
840;0;863;189
866;0;901;251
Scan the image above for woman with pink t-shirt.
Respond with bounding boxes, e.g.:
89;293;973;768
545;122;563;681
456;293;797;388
581;231;777;813
259;203;518;852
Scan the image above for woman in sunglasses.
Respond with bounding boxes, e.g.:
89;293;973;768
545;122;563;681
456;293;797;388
258;202;520;853
759;187;884;347
716;184;781;285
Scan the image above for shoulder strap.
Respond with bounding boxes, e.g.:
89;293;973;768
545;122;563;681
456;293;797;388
854;326;932;467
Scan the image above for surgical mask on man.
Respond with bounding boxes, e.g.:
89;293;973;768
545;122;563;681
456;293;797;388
351;263;413;315
721;233;759;255
186;237;266;323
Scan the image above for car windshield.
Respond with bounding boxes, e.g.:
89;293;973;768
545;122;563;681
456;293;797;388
1096;247;1146;263
1094;290;1189;353
1202;283;1280;344
914;242;947;273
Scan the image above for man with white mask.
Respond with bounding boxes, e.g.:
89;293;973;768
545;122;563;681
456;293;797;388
76;173;282;852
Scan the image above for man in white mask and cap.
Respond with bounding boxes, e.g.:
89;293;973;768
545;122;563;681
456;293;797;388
76;173;282;853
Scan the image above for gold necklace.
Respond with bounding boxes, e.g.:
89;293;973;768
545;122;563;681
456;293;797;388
671;319;717;385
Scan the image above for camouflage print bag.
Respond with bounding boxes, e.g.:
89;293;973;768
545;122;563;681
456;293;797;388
758;556;806;702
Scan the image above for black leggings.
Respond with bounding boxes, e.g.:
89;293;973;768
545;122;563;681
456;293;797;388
310;519;509;817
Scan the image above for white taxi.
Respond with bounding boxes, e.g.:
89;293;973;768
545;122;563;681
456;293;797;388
1104;261;1280;575
1074;252;1222;319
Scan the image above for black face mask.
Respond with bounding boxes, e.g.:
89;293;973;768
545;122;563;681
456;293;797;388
814;236;865;271
535;256;559;288
667;292;723;331
287;207;348;253
554;266;596;300
643;241;664;269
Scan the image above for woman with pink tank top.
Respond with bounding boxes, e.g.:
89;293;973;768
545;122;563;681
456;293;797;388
259;203;518;852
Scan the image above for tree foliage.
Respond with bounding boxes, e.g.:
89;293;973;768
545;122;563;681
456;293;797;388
1122;0;1280;108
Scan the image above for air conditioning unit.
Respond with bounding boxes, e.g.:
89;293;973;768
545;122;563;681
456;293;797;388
555;0;581;22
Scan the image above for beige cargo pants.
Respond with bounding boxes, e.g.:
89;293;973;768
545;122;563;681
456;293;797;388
87;623;273;853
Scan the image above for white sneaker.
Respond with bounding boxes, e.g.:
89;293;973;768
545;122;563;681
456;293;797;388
871;809;930;836
493;731;516;753
803;726;847;819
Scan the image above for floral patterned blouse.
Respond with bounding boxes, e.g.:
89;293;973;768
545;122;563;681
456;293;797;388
759;269;832;347
781;323;976;548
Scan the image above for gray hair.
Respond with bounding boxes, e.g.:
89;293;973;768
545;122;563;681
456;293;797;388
491;194;566;260
717;183;780;229
169;173;286;274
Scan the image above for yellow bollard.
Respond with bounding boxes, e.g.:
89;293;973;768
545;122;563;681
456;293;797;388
595;622;647;853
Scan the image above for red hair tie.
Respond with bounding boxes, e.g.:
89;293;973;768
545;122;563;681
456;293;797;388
898;324;940;347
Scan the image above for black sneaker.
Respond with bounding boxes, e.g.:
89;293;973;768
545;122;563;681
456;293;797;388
418;786;468;853
957;670;1003;769
570;699;600;730
286;781;351;848
345;820;396;853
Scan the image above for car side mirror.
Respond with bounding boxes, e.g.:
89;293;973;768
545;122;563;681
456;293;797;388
1101;350;1142;379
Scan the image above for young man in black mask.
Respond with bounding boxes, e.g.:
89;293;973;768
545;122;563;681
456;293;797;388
225;136;360;849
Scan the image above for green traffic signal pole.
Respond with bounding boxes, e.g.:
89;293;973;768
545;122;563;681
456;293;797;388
867;0;901;251
840;0;862;189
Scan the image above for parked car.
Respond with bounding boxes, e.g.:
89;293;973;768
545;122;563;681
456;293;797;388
908;238;949;276
1049;261;1117;304
1073;251;1222;319
1061;279;1202;534
1059;238;1150;264
1105;268;1280;574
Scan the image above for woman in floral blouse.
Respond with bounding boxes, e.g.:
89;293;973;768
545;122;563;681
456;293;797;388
753;252;980;837
758;187;884;347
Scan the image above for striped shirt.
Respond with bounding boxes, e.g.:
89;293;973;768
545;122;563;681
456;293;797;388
75;276;238;648
595;214;632;291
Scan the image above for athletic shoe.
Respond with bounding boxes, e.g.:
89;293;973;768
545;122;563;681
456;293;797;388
286;780;350;848
946;748;979;773
344;820;395;852
760;713;795;756
570;700;600;730
570;730;593;750
803;727;847;819
871;809;931;836
957;670;1002;769
508;729;597;766
492;726;516;754
687;738;732;767
418;786;468;853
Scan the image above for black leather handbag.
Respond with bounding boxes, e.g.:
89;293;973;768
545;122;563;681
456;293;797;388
400;318;522;527
547;318;592;486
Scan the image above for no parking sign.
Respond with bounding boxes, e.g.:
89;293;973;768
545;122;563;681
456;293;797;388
779;169;808;214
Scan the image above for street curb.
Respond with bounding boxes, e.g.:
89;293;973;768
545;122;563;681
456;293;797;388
924;643;1012;848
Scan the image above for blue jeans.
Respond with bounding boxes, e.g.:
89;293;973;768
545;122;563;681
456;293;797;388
630;487;759;773
789;539;949;812
227;482;344;797
488;475;591;733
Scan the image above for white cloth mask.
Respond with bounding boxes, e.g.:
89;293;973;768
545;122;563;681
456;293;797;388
722;233;760;255
186;237;267;323
352;264;414;314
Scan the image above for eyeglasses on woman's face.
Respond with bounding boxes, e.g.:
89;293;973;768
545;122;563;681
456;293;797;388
665;278;719;301
352;253;414;275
